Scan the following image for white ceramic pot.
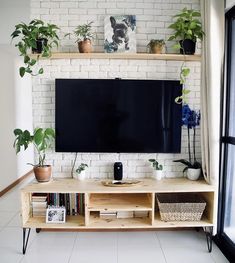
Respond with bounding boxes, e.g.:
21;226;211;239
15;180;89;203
187;168;201;181
153;170;163;181
74;170;86;181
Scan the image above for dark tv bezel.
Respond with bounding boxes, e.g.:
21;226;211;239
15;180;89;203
55;78;182;153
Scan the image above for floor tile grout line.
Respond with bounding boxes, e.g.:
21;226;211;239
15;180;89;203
68;232;79;263
154;231;168;263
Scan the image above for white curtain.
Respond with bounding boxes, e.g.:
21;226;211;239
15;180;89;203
200;0;225;185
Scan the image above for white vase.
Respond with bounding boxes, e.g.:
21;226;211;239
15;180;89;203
74;170;86;181
187;168;201;181
153;170;163;181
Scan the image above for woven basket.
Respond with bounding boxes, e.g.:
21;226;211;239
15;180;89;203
156;193;206;222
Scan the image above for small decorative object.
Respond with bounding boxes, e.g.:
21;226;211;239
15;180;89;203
147;39;165;54
11;19;59;77
104;15;136;53
114;162;123;180
168;8;204;55
174;104;201;180
46;206;66;223
75;163;88;181
70;21;94;53
13;128;55;182
149;159;163;180
102;180;142;187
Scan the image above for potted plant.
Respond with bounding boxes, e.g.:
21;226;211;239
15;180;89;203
147;39;165;54
149;159;163;180
11;19;60;77
174;104;201;180
168;8;204;55
75;163;88;181
72;21;94;53
13;128;55;182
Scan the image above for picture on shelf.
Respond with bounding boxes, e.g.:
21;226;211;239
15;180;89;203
104;15;136;53
46;206;66;223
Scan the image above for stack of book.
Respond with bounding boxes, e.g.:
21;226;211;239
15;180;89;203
100;211;117;219
31;193;47;217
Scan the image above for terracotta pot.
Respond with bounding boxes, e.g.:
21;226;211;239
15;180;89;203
34;165;52;182
151;45;164;54
78;39;92;53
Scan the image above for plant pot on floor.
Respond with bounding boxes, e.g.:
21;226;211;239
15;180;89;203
187;168;201;181
32;38;48;54
179;39;196;55
34;165;52;183
78;39;92;53
153;170;163;181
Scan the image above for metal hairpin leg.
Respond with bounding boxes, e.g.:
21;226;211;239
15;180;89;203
204;226;213;252
22;228;31;254
36;228;41;233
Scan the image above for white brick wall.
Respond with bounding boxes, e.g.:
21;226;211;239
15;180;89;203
31;0;201;179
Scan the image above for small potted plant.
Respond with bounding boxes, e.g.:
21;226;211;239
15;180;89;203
11;19;60;77
72;21;94;53
168;8;204;55
149;159;163;180
174;104;201;180
75;163;88;181
147;39;165;54
13;128;55;182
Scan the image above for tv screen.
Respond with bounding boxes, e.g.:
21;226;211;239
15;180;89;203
55;79;182;153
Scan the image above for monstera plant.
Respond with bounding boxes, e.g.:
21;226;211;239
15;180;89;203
13;128;55;182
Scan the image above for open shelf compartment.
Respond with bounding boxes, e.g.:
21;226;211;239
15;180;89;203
88;193;153;212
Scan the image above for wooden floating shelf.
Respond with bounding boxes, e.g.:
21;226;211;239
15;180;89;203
31;52;201;61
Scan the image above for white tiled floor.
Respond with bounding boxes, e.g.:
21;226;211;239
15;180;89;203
0;182;229;263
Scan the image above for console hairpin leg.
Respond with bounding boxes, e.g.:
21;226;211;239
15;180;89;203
22;228;31;254
204;226;213;252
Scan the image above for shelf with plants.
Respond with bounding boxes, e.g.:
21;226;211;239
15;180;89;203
29;52;201;61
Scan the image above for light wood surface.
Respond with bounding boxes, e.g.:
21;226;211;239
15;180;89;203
30;52;201;61
21;178;215;194
23;215;85;228
153;213;213;228
88;193;152;211
20;178;216;230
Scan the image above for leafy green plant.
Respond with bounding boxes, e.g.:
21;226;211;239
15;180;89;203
148;159;163;171
76;163;88;174
13;128;55;167
168;8;204;43
67;21;94;43
11;19;59;77
168;8;204;104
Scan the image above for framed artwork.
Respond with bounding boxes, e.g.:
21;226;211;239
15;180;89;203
46;206;66;223
104;15;136;53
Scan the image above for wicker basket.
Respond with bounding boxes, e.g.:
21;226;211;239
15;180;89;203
156;193;206;222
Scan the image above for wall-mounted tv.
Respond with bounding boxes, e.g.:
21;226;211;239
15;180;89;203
55;79;182;153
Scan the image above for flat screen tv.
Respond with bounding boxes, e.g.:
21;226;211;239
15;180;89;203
55;79;182;153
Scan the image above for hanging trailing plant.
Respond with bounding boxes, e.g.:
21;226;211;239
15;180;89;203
11;19;60;77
